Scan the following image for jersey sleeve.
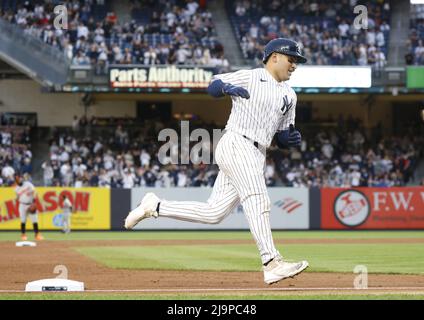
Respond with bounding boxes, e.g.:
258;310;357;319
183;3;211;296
211;69;251;88
278;90;297;130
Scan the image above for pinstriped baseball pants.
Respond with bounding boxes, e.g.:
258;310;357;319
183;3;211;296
159;131;281;264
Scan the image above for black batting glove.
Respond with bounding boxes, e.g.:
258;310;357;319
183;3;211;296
222;83;250;99
277;124;302;148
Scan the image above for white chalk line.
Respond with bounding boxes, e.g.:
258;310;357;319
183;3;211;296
1;287;424;294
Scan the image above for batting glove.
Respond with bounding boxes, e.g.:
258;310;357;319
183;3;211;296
222;83;250;99
277;124;301;148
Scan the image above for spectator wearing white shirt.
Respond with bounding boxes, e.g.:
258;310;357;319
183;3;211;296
140;149;151;167
177;169;188;187
60;162;73;186
42;161;54;186
77;22;89;39
122;168;136;189
1;162;15;183
376;31;385;48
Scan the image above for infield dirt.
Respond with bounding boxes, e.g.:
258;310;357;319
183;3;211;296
1;239;424;294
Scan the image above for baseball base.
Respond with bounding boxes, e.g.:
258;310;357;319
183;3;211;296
25;279;85;292
15;241;37;247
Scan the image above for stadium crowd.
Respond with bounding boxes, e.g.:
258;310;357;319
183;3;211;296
0;125;32;186
0;0;229;73
406;4;424;65
1;115;421;189
229;0;390;68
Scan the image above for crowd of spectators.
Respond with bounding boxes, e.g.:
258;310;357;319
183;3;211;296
1;0;229;74
40;116;220;188
229;0;390;69
406;4;424;65
0;114;413;189
1;114;422;188
0;125;32;186
269;118;423;188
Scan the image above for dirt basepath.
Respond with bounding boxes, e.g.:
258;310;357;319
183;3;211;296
1;240;423;293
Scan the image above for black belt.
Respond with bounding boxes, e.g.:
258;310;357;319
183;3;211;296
20;202;32;205
243;135;259;148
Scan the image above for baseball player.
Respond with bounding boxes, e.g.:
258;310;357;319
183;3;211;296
60;194;73;234
15;174;44;241
125;38;309;285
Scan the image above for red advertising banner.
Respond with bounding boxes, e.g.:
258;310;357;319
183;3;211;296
321;187;424;229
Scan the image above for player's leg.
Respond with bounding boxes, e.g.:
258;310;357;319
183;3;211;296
64;213;71;233
67;213;71;233
62;212;68;233
217;134;280;264
29;212;43;240
219;133;308;284
19;204;27;241
158;171;240;224
125;171;239;228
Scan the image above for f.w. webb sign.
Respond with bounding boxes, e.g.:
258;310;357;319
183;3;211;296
109;65;214;89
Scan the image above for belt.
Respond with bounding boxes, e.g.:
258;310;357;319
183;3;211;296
19;202;32;205
243;135;259;149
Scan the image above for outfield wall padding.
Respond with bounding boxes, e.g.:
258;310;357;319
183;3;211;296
111;188;131;230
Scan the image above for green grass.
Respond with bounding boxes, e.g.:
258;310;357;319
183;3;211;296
1;231;423;300
1;293;424;300
75;243;424;274
0;230;423;241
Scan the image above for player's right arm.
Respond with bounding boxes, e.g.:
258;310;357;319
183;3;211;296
207;69;251;99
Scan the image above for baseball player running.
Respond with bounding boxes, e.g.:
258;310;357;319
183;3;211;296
125;38;309;285
15;174;44;241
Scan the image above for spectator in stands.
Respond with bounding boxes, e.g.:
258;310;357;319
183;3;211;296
2;0;226;71
41;160;54;186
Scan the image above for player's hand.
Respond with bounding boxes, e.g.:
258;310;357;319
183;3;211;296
277;124;301;148
222;83;250;99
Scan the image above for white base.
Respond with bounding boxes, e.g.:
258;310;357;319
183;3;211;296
25;279;85;292
16;241;37;247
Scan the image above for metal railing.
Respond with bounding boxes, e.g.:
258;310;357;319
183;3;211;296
0;17;71;85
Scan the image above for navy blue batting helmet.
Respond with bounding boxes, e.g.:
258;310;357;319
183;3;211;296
262;38;307;64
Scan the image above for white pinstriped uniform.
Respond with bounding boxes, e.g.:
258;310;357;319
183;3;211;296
159;68;298;264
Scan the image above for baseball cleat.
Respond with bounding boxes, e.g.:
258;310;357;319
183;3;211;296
263;257;309;285
21;234;27;241
124;193;160;229
35;233;44;241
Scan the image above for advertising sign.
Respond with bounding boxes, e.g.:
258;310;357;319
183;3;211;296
321;187;424;229
131;188;309;230
109;65;214;89
0;188;110;230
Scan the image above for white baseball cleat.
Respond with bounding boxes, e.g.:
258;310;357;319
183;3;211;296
263;257;309;285
124;193;160;229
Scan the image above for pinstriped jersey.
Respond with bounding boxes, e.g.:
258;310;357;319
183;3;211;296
212;68;297;148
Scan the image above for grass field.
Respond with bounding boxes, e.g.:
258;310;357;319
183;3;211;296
1;231;423;300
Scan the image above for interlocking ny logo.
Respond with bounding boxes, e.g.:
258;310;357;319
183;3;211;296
281;95;293;115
